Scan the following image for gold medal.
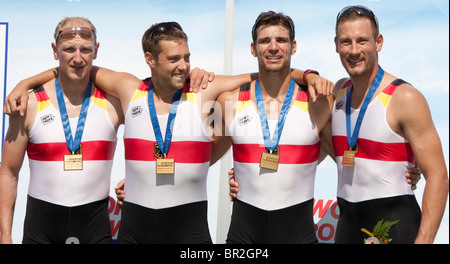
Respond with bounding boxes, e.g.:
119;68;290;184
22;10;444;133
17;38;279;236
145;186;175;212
156;156;175;174
64;145;83;171
342;144;358;167
154;143;175;174
259;147;280;171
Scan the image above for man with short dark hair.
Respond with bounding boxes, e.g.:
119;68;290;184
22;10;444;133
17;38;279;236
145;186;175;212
214;11;334;244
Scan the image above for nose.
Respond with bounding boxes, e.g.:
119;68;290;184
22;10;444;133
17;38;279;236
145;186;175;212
349;42;360;56
177;58;189;72
268;39;279;53
72;49;84;64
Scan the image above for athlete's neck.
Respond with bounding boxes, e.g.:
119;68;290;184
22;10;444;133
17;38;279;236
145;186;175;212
258;68;292;100
151;80;180;104
349;65;381;107
58;74;91;105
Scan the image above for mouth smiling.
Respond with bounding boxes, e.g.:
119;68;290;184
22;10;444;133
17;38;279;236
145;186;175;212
266;55;282;62
347;58;364;67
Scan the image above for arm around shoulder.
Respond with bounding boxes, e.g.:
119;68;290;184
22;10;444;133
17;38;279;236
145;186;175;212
90;66;141;99
4;68;58;116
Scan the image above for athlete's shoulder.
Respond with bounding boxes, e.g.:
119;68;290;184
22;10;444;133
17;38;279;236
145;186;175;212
217;85;242;105
333;78;351;99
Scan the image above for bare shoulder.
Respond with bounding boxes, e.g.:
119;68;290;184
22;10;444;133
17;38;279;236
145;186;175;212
388;80;433;137
389;81;430;122
333;77;350;97
391;81;426;104
217;85;241;105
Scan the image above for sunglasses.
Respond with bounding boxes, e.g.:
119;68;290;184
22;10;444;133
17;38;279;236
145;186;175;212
336;5;379;28
56;27;96;41
149;22;183;39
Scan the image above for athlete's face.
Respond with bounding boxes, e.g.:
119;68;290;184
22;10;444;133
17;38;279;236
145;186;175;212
52;22;98;83
251;25;296;73
335;18;383;78
148;40;190;91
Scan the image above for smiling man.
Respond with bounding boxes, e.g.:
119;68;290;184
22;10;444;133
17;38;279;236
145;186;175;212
213;11;334;244
0;17;123;244
331;5;448;244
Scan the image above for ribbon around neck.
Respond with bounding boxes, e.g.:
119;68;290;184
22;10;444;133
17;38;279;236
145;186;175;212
55;77;92;153
346;65;385;150
147;79;183;156
255;78;296;152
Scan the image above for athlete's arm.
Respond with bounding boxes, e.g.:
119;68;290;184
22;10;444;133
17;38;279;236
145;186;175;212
0;99;34;243
228;169;238;202
90;66;140;100
390;84;448;244
114;179;125;207
4;68;58;116
291;69;334;102
210;90;235;165
201;69;333;104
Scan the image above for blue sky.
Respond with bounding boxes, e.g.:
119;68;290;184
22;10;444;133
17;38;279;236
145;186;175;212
1;0;448;244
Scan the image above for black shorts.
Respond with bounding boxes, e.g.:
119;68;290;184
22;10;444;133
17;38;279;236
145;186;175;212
23;195;112;244
226;199;318;244
335;195;421;244
117;201;212;244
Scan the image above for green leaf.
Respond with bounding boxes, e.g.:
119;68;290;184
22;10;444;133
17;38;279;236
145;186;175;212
371;219;400;242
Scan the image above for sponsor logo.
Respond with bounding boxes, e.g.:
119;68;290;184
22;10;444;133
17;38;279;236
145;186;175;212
335;100;344;111
40;114;55;125
238;115;252;126
131;106;143;118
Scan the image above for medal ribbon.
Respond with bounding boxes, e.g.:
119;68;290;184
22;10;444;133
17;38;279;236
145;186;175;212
148;79;183;156
255;78;296;152
55;77;92;153
346;65;384;150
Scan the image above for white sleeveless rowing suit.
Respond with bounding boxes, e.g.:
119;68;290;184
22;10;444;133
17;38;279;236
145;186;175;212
332;79;421;244
27;86;117;206
24;85;117;244
227;82;320;244
118;78;213;244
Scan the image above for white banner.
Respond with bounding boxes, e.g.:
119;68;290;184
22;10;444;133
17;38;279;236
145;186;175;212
0;22;8;164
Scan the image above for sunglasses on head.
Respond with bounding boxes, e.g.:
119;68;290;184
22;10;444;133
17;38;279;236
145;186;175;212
149;22;183;39
56;27;96;41
336;5;379;27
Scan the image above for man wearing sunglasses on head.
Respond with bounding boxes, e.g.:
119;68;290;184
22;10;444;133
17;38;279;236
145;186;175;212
328;5;448;244
0;17;124;244
4;21;331;243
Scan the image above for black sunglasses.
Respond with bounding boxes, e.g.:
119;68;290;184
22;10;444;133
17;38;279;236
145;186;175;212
336;5;379;28
149;22;183;39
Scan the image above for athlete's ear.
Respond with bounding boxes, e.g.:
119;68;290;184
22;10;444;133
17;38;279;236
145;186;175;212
375;33;383;53
145;52;157;69
250;42;257;57
93;42;100;60
291;40;297;55
52;42;59;60
334;36;339;53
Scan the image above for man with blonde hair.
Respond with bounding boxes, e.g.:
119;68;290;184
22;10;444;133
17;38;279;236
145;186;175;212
0;17;123;244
